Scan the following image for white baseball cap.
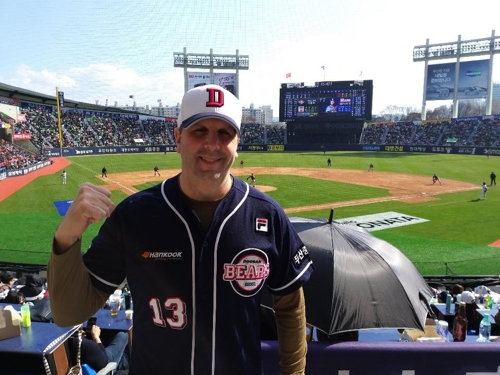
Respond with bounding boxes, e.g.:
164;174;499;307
177;84;242;135
461;291;475;304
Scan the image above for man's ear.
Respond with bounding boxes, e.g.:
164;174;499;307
174;128;181;143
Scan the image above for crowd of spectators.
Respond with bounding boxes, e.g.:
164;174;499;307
0;139;47;170
141;119;173;145
10;107;287;150
361;118;500;147
241;124;264;144
6;105;500;152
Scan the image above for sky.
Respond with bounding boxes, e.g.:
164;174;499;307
1;0;500;116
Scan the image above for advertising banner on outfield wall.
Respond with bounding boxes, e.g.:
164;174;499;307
40;143;500;157
6;160;51;178
457;59;490;99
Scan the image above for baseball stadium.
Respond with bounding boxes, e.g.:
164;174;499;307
1;89;499;278
4;3;500;374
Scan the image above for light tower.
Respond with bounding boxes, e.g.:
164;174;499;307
173;48;249;98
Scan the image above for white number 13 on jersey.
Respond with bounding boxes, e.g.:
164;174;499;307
149;297;187;329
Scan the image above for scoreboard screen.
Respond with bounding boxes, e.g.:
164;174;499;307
279;80;373;122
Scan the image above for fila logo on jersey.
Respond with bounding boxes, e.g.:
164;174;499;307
256;218;268;232
141;251;182;260
223;249;270;297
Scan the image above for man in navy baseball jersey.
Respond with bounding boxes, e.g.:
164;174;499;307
48;84;314;375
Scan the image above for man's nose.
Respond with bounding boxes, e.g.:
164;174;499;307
204;131;220;150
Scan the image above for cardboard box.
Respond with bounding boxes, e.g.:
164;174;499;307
402;318;444;342
0;306;22;340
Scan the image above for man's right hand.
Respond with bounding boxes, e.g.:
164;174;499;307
54;183;115;254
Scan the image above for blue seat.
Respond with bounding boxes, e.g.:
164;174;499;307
81;362;117;375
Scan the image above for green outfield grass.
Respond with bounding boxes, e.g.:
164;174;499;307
0;151;498;275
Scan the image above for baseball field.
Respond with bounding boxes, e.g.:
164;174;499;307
0;151;498;276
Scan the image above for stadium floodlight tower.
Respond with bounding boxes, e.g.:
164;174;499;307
413;30;500;120
173;48;249;98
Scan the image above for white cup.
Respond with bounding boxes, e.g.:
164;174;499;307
125;310;133;320
436;320;449;339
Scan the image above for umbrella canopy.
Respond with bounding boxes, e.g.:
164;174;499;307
263;214;434;336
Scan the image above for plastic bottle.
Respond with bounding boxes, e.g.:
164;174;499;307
445;292;452;313
20;304;31;328
477;313;491;342
487;296;494;309
452;302;468;342
124;288;132;310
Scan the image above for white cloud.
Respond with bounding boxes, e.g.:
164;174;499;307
8;64;77;96
5;63;185;108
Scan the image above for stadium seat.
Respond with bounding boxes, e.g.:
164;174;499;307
81;362;117;375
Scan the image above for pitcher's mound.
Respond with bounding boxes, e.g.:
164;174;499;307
255;185;276;193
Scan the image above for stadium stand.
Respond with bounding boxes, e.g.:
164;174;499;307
0;139;47;170
361;117;500;147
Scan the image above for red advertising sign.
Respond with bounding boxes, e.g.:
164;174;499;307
17;113;26;122
13;132;32;140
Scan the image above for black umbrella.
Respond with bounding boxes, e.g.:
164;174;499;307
264;210;434;335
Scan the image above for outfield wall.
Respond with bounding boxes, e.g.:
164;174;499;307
5;143;499;179
4;160;52;178
41;143;500;156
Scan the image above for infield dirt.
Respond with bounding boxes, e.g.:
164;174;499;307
99;167;478;214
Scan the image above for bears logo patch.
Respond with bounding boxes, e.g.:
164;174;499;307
223;248;270;297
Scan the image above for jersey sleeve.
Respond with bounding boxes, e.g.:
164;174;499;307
82;201;129;295
48;239;110;326
266;211;314;296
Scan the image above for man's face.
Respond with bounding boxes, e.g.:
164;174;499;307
175;118;239;182
330;99;335;104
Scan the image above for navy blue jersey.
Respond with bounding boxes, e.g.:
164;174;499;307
83;175;313;375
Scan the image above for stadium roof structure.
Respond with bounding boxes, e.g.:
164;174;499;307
0;82;141;115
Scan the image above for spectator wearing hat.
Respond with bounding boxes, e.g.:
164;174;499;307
20;274;46;305
460;290;476;304
460;291;481;334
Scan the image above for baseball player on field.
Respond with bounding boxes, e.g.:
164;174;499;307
48;84;314;375
480;181;488;199
246;172;256;187
432;174;441;185
153;165;161;176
